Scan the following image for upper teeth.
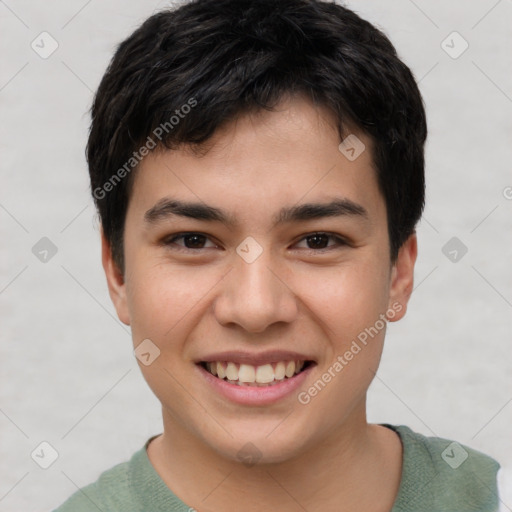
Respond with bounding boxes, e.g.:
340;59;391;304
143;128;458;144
205;361;306;384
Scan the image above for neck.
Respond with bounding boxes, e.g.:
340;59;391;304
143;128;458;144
147;403;403;512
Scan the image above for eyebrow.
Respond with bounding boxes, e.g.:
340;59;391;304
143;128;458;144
144;197;368;227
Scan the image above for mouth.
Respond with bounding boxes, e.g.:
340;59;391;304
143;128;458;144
198;360;316;387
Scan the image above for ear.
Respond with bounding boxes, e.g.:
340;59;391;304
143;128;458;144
101;228;131;326
387;233;417;322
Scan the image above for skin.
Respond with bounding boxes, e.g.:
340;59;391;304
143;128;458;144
102;95;417;511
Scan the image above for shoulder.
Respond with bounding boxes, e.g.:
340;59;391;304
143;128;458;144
53;449;142;512
388;424;500;512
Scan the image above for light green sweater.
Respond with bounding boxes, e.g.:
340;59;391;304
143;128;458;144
54;424;500;511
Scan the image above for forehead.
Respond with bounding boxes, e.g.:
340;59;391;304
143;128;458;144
127;96;384;227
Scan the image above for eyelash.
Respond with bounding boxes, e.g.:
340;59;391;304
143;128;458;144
162;232;349;253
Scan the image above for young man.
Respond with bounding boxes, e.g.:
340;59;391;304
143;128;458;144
55;0;500;510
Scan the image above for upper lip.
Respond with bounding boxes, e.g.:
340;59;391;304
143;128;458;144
196;350;316;367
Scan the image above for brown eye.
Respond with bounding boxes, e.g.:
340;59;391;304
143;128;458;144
180;234;207;248
294;233;347;251
306;233;329;249
165;233;217;250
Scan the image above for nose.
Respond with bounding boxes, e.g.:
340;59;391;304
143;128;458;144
213;248;298;333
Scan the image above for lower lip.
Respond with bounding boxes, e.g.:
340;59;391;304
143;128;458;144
197;363;315;406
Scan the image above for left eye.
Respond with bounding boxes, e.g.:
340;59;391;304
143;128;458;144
294;233;346;250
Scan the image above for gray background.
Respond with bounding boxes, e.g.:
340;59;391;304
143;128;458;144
1;0;511;510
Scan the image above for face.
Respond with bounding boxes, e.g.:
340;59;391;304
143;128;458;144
103;96;416;464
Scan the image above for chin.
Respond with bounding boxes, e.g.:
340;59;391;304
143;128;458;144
205;426;311;466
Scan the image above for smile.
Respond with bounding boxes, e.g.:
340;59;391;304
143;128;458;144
200;360;313;387
197;359;316;405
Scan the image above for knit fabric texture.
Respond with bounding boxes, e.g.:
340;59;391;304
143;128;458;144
54;424;500;512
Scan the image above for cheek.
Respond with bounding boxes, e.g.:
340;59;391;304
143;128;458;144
292;259;390;335
297;265;391;427
124;259;222;342
124;263;215;399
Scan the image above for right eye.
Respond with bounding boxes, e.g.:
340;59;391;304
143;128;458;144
163;232;219;250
